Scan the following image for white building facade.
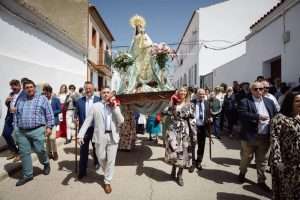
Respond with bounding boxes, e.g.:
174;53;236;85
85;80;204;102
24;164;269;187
213;0;300;87
0;1;87;135
172;0;280;89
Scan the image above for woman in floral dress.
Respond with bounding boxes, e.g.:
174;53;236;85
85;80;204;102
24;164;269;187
164;87;196;186
270;91;300;200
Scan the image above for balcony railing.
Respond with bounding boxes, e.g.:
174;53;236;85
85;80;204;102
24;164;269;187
88;48;112;67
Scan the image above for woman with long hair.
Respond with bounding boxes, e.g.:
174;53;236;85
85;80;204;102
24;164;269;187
164;87;196;186
270;91;300;200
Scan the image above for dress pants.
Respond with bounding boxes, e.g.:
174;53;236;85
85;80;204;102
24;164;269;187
239;137;270;183
191;125;206;165
15;127;49;178
94;133;118;184
2;121;18;153
66;110;75;140
79;127;99;175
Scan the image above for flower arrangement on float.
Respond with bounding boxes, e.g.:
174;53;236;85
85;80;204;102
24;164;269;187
151;42;176;69
112;52;134;72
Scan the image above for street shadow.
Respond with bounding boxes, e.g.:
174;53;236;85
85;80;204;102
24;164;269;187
197;169;256;185
63;147;80;155
57;159;105;189
218;136;241;150
212;157;240;167
243;184;272;199
136;165;173;182
216;192;261;200
0;150;11;157
4;163;43;180
116;144;153;166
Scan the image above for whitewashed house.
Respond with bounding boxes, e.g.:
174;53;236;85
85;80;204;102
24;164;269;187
172;0;280;89
213;0;300;87
0;0;88;145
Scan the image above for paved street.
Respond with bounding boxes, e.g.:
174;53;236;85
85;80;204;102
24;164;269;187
0;134;271;200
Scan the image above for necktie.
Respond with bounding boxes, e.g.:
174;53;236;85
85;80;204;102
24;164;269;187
199;101;203;121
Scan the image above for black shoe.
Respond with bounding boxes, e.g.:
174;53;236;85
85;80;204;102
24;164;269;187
43;163;51;175
197;163;203;170
177;176;184;186
238;173;245;183
216;136;221;140
16;177;33;186
48;153;54;160
189;165;195;173
78;173;86;180
64;139;71;144
95;164;100;170
257;182;272;192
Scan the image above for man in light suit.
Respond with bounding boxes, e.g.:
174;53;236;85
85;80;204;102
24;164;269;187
75;81;100;179
78;87;124;194
238;81;277;192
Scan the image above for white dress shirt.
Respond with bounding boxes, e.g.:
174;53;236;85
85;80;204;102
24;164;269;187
104;102;112;131
253;96;270;135
195;101;205;126
85;96;94;116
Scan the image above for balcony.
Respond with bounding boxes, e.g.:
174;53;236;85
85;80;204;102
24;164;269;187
88;47;112;77
88;48;112;67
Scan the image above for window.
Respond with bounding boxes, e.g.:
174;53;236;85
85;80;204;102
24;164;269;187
99;38;103;49
92;27;97;48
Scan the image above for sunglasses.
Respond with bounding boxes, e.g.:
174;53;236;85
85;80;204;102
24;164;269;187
264;87;270;89
253;88;264;91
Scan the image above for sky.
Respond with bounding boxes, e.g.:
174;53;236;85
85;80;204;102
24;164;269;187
90;0;227;50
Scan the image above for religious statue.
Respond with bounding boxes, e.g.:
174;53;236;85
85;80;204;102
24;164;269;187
117;15;173;94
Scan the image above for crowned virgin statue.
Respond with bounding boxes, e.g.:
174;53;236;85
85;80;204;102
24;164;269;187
117;15;173;94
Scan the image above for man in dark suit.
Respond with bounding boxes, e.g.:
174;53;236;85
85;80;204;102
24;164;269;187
2;79;25;162
75;81;100;179
238;81;277;192
43;84;61;160
190;88;211;172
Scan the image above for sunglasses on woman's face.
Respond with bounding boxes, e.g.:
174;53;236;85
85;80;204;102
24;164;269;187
253;87;264;91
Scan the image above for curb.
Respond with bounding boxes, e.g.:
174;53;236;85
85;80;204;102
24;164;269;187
0;138;65;182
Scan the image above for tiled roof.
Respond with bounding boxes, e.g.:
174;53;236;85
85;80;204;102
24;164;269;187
250;0;285;29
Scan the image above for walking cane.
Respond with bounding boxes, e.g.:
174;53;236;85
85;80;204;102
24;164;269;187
208;119;214;160
75;122;78;174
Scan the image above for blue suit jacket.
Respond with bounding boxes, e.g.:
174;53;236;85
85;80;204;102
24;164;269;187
51;96;61;125
75;96;101;129
238;96;277;142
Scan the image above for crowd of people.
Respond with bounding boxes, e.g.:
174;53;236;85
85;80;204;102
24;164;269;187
1;76;299;199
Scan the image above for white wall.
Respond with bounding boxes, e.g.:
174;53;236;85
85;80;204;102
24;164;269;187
172;0;279;88
0;8;86;133
213;1;300;87
173;12;199;88
197;0;280;76
213;54;248;86
284;2;300;84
